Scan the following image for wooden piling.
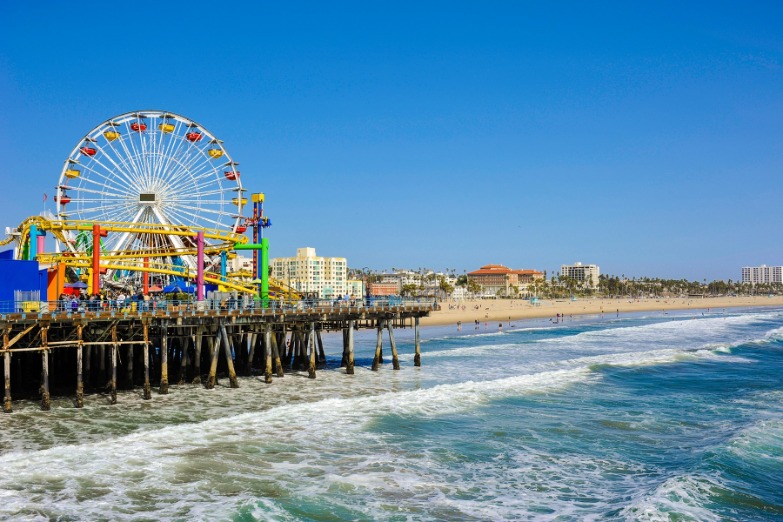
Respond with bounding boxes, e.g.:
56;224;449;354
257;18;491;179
264;327;273;383
192;329;203;385
160;325;169;394
178;335;188;385
346;320;355;375
248;332;257;375
110;325;118;404
307;322;316;379
41;326;51;411
75;324;84;408
220;323;239;388
372;322;383;371
142;322;151;400
341;328;349;368
387;320;400;370
414;316;421;367
271;329;284;377
126;342;134;389
3;328;11;413
316;329;326;366
206;332;219;389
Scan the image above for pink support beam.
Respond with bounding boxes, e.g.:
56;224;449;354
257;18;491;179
196;230;205;301
143;258;149;295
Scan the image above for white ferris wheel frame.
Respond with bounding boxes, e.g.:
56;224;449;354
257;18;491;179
54;110;246;274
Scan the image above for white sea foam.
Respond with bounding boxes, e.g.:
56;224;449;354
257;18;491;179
620;474;724;521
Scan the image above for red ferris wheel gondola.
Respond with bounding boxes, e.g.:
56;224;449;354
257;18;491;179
130;122;147;132
186;132;203;142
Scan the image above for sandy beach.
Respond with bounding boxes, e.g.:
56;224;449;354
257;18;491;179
421;296;783;327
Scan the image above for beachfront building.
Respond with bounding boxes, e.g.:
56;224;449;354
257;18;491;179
226;254;253;275
367;282;398;296
270;247;348;299
741;265;783;284
560;262;600;289
467;264;544;297
375;269;458;297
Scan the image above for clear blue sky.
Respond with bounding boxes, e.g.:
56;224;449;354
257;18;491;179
1;1;781;281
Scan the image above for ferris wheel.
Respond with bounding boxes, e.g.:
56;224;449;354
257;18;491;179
54;110;247;285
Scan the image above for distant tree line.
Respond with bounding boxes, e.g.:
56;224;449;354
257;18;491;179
348;267;782;299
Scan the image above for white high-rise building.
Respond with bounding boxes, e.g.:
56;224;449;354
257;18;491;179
270;247;348;298
741;265;783;284
560;262;600;289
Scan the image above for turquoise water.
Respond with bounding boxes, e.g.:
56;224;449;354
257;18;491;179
1;308;782;520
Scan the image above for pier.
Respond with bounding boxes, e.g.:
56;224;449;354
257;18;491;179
1;298;437;412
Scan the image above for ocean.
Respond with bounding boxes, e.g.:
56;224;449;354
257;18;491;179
1;307;782;521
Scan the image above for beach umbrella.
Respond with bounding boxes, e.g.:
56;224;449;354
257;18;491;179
148;285;163;293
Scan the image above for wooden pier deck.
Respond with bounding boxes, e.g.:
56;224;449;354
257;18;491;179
1;300;438;412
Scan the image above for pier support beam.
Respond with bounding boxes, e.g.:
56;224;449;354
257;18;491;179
316;329;326;366
340;328;348;368
264;327;273;383
192;328;203;385
75;325;84;408
387;320;400;370
372;321;384;371
220;324;239;388
160;325;169;394
414;316;421;367
3;328;11;413
247;332;257;375
206;333;219;389
178;335;188;385
142;322;151;400
271;330;284;377
307;322;316;379
41;327;50;411
110;326;118;404
346;320;355;375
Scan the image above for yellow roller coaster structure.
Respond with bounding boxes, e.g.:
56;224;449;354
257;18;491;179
2;216;297;297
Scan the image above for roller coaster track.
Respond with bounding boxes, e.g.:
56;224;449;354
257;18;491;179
2;217;297;296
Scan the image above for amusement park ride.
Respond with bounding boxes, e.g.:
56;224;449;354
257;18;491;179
0;110;290;302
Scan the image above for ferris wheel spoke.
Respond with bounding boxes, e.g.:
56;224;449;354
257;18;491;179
159;147;214;190
76;162;140;198
157;122;189;183
90;139;146;191
120;120;149;186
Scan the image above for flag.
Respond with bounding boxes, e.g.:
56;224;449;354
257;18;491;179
43;193;48;202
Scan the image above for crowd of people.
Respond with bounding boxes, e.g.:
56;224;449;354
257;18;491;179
56;290;175;313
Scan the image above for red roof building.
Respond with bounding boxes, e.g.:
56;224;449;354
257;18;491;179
467;264;544;296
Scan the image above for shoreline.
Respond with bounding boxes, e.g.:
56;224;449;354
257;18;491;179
419;296;783;327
